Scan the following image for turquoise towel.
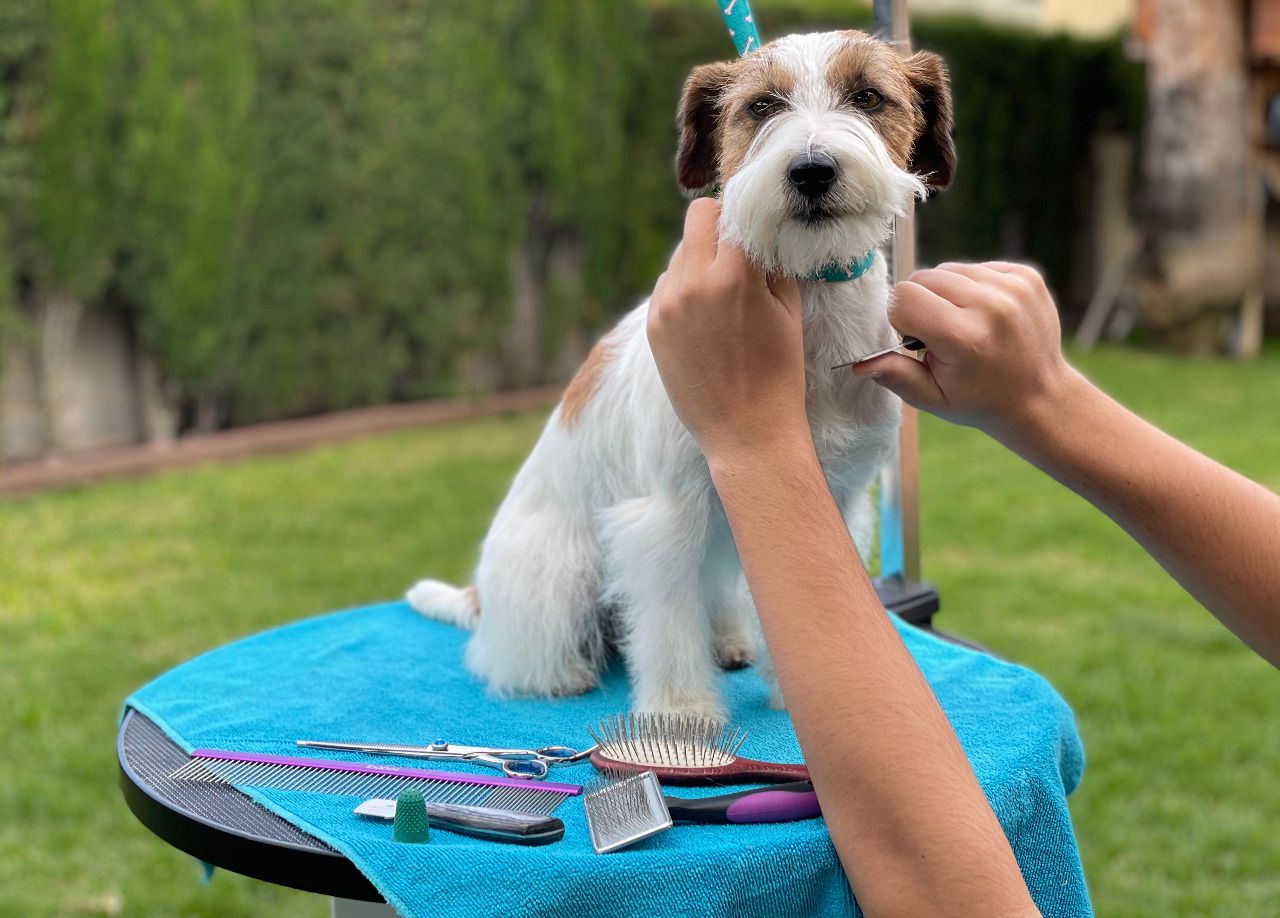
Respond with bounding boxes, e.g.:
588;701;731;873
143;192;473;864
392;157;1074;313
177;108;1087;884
126;601;1091;916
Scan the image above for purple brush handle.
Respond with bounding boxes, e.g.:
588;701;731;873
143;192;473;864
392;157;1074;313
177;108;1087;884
189;748;581;795
664;781;821;824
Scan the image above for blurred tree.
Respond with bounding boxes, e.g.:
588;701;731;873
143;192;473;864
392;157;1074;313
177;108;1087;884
113;0;256;431
0;1;1147;447
1138;0;1262;354
0;0;38;340
27;0;124;449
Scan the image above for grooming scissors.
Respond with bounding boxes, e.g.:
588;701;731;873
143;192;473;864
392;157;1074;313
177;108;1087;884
831;335;925;370
295;738;597;780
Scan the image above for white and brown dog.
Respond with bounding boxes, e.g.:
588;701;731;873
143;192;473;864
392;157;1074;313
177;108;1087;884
408;30;955;719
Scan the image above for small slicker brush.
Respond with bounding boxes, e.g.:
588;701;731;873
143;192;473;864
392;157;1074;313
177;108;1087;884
583;769;822;854
588;712;811;785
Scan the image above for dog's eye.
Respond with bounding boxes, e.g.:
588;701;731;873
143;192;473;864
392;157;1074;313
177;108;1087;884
748;97;784;120
849;89;884;112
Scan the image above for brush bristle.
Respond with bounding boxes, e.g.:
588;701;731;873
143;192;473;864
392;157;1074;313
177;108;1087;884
583;770;672;854
587;712;747;769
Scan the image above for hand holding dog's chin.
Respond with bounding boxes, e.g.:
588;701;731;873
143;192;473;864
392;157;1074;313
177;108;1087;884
648;199;814;473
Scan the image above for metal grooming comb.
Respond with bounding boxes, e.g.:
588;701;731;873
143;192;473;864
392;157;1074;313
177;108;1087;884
171;749;578;811
170;749;579;845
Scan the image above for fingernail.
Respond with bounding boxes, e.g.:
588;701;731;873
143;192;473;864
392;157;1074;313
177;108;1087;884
869;372;882;379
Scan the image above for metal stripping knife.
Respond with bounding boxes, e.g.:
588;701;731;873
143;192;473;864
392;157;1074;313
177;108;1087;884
831;335;925;370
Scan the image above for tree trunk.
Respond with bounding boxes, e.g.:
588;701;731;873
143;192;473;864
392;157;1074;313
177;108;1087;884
37;292;84;454
503;232;545;389
134;349;179;446
1139;0;1262;354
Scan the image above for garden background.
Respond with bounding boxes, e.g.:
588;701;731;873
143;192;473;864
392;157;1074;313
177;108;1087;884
1;1;1278;916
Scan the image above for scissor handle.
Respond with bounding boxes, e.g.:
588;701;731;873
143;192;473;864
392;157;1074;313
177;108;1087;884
493;756;548;779
534;744;596;764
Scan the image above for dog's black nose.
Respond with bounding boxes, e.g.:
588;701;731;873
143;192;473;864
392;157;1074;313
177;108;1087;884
788;152;838;199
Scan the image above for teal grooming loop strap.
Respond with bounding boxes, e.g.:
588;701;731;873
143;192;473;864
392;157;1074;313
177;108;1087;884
711;0;936;619
719;0;762;55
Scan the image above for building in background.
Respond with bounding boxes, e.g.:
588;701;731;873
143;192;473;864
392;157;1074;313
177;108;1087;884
913;0;1129;36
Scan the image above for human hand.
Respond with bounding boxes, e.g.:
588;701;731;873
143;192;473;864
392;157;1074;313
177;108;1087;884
647;198;805;464
851;262;1082;444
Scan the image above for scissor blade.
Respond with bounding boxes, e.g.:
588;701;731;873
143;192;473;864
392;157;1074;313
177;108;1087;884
296;740;436;757
830;343;901;370
831;335;924;371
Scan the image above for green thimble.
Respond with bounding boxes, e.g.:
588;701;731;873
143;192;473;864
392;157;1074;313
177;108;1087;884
392;789;430;843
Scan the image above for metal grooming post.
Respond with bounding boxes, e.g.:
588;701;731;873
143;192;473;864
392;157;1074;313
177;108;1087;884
872;0;940;624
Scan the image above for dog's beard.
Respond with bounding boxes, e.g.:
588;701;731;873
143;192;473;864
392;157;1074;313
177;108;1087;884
719;112;926;277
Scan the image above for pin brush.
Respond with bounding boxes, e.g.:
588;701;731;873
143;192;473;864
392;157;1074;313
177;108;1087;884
588;712;810;785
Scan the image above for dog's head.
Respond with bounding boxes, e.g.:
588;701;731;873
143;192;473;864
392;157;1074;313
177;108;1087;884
676;31;955;277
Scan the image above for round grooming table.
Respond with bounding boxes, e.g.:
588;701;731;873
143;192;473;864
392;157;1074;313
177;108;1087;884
115;581;950;905
117;599;1088;918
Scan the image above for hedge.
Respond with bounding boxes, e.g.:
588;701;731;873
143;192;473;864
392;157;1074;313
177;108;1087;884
0;1;1142;428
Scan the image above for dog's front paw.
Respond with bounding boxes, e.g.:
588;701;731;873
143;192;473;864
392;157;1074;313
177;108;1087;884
546;667;600;698
713;633;756;670
634;687;726;722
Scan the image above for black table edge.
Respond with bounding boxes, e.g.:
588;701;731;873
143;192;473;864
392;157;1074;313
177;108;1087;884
117;708;385;902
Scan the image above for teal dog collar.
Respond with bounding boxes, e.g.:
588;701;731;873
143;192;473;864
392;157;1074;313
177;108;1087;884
807;249;877;282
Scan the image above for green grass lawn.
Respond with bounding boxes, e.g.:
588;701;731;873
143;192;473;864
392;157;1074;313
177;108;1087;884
1;345;1278;916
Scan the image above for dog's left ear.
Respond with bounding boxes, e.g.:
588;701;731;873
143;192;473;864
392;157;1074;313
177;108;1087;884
905;51;956;193
676;61;739;193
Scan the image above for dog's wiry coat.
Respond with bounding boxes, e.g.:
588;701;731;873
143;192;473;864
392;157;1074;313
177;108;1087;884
408;31;955;717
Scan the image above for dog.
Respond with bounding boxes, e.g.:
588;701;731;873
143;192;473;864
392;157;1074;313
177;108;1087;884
408;30;955;719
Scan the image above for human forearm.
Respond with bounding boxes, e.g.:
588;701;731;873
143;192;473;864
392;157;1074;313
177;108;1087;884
860;261;1280;667
710;442;1038;918
1005;369;1280;667
645;213;1035;913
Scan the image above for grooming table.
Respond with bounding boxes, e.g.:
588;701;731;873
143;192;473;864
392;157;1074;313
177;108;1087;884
119;600;1092;917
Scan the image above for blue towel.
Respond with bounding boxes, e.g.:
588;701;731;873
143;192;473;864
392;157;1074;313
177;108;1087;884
126;601;1091;916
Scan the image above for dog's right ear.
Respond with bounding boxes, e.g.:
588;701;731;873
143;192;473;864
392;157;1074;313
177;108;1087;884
676;61;739;193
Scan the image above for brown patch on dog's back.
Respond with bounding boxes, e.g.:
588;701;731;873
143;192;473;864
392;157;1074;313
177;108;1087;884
560;334;616;428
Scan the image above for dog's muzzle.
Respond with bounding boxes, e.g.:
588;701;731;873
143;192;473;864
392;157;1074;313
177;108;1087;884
787;152;838;200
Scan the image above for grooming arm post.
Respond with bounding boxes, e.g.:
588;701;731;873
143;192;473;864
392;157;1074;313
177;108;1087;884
874;0;938;622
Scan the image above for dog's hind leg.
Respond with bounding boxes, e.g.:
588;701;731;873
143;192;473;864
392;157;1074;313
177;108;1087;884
464;503;604;698
601;492;724;720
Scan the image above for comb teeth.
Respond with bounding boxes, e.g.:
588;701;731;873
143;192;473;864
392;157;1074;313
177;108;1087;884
587;712;747;769
168;753;574;815
583;770;672;854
